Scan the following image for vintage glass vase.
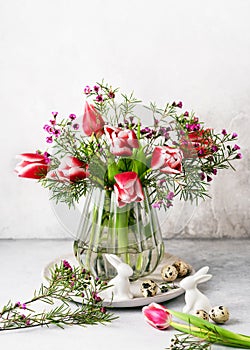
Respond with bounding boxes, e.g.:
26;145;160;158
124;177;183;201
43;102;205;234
73;187;164;281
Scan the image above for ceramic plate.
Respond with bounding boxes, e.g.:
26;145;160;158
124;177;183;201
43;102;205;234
42;252;193;308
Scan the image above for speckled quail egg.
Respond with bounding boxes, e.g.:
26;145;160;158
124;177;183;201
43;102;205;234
173;260;190;277
209;306;230;324
141;279;158;297
195;309;209;321
161;265;178;282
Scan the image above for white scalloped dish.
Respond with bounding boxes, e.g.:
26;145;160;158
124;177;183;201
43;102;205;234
42;252;193;308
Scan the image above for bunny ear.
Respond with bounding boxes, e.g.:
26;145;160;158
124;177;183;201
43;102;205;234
193;266;210;277
105;254;123;267
195;274;212;284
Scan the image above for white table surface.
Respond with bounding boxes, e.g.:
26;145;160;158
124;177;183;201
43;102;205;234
0;239;249;350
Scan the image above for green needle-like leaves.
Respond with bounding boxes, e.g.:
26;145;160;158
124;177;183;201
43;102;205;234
0;261;116;332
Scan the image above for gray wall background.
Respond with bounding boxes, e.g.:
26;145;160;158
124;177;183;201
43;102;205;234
1;0;249;239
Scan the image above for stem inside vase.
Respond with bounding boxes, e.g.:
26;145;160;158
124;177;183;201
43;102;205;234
74;187;164;281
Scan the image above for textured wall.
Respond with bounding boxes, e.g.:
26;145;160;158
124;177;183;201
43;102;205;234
0;0;249;239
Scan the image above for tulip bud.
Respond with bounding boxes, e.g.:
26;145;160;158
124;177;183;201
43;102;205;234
82;101;105;137
142;302;172;330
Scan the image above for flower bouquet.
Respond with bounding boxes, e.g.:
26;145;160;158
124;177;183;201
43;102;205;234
15;81;241;281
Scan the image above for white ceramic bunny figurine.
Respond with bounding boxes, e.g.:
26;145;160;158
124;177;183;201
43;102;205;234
100;254;134;302
179;266;212;315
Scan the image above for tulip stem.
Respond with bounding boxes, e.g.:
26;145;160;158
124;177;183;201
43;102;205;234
167;309;250;349
116;209;129;264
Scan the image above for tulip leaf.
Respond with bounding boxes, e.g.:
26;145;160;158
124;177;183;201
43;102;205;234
107;161;119;183
168;310;250;349
117;158;132;172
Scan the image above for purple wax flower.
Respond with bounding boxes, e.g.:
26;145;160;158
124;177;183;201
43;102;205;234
232;132;238;138
108;91;115;99
53;129;61;137
222;129;227;136
43;124;54;134
236;153;242;159
233;144;240;151
158;179;166;186
93;85;100;93
184;111;189;117
46;136;53;143
100;307;106;314
69;113;76;120
96;94;103;102
211;145;219;153
92;292;102;302
166;191;174;200
200;172;206;181
207;175;213;182
212;169;217;175
52;112;58;117
152;202;161;209
73;123;79;130
176;101;183;108
63;260;72;270
84;85;92;94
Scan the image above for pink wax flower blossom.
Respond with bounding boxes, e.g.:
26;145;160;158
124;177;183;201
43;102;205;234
108;91;115;99
96;94;103;102
142;303;172;330
46;136;53;143
15;153;49;179
82;101;105;137
69;113;76;120
233;144;240;151
151;146;183;174
172;101;182;108
114;172;144;208
166;191;174;200
104;126;139;156
84;85;92;95
48;156;89;183
63;260;72;270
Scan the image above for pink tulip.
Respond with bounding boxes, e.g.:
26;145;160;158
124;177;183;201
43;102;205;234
114;171;144;207
151;146;183;174
104;126;139;156
15;153;49;179
82;101;105;136
142;303;172;330
48;156;89;183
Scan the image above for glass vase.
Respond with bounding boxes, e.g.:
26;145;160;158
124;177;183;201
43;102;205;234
73;187;164;281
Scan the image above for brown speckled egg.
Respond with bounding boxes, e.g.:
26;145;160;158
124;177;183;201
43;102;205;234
141;279;158;297
161;265;178;282
209;306;230;324
173;260;190;277
195;309;209;321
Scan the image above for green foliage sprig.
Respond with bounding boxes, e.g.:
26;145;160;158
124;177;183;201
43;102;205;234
0;261;116;332
36;81;242;210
